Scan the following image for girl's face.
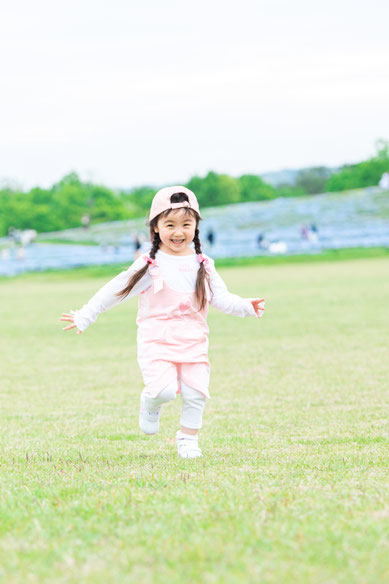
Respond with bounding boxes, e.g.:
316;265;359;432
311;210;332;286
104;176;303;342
154;209;197;255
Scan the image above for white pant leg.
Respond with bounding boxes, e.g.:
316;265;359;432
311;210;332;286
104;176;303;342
141;379;177;411
180;380;207;430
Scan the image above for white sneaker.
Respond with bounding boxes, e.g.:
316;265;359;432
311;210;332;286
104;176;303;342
176;431;203;459
139;394;161;435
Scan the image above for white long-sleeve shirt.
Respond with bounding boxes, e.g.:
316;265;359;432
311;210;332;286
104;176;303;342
73;250;259;332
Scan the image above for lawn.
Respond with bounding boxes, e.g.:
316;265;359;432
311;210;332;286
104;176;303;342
0;255;388;583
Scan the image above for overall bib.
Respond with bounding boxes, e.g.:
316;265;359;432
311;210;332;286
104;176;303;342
136;256;211;399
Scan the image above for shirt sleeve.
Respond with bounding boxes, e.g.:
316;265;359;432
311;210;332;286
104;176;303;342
209;266;259;318
73;255;152;332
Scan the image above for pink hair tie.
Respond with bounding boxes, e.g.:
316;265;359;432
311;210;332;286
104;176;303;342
144;255;156;266
197;254;209;266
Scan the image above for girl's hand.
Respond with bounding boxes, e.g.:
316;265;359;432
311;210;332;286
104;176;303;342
59;311;82;334
251;298;265;318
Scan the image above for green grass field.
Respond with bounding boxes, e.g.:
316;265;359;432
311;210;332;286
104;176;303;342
1;255;388;583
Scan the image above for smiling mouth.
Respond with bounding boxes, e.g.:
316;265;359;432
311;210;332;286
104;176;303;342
171;239;185;244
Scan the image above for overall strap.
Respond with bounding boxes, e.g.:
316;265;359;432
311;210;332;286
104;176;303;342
144;254;164;293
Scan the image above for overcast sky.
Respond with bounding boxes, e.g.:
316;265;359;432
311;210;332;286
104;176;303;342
1;0;388;190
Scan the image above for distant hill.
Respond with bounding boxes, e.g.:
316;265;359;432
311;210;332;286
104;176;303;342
261;166;339;187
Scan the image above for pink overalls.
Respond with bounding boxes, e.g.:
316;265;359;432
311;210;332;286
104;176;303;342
136;255;211;399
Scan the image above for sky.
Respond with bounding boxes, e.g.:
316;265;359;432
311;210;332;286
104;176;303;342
1;0;389;191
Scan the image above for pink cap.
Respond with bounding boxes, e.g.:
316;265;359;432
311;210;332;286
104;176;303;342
149;186;201;222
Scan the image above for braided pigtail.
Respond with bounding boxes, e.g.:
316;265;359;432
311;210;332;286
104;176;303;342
193;228;211;311
148;230;161;260
116;228;161;300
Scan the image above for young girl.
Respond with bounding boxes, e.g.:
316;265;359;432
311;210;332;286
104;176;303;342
60;186;264;459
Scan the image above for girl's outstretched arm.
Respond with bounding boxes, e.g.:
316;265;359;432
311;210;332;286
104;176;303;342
209;267;264;319
59;255;151;333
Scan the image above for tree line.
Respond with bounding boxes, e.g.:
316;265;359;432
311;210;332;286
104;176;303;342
0;140;388;236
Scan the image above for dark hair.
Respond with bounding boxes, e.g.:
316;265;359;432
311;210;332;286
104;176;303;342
116;192;211;310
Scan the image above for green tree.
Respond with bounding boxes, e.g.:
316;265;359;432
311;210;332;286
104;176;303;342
86;185;129;222
122;186;155;214
186;172;240;206
238;175;276;201
217;174;241;204
51;184;89;229
326;139;389;192
187;172;220;206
